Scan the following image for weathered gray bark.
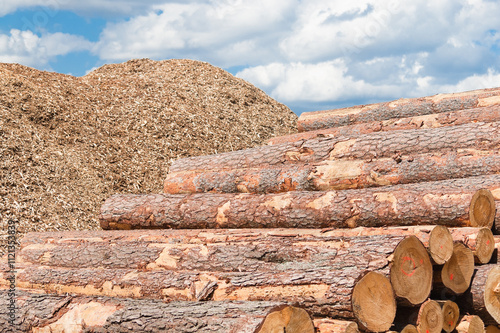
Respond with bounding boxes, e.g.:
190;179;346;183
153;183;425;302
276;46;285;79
297;87;500;131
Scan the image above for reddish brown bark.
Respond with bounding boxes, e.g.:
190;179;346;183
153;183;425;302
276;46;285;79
103;175;500;231
297;87;500;132
271;105;500;145
0;290;292;333
16;227;500;269
164;149;500;194
168;121;500;175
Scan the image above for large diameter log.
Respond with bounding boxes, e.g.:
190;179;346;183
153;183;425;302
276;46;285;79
0;290;299;333
164;149;500;194
102;175;500;231
352;271;396;332
270;104;500;145
17;227;500;270
390;236;433;305
296;87;500;132
168;121;500;174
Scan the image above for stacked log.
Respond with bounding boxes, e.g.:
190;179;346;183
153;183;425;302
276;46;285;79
296;87;500;132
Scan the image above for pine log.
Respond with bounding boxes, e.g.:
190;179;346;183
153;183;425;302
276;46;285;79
428;226;454;265
17;227;499;270
0;290;302;333
400;324;418;333
464;227;496;264
456;315;485;333
297;87;500;132
102;175;500;231
437;242;475;295
168;121;500;174
2;234;408;319
390;236;433;305
438;300;460;333
487;325;500;333
270;104;500;145
352;271;396;332
314;319;360;333
416;300;444;333
164;149;500;194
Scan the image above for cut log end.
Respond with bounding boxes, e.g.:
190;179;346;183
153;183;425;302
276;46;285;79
352;271;396;332
256;305;315;333
469;189;496;228
440;300;460;333
401;324;418;333
429;226;454;265
456;315;485;333
485;266;500;324
313;319;360;333
417;300;444;333
390;236;433;305
473;227;496;264
441;242;475;294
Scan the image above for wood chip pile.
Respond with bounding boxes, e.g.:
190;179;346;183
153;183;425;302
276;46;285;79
0;59;297;255
2;79;500;332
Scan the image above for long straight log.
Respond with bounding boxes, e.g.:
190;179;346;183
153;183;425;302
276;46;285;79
168;121;500;175
271;105;500;145
3;234;406;319
0;290;298;333
297;87;500;132
102;175;500;231
164;149;500;194
15;227;500;270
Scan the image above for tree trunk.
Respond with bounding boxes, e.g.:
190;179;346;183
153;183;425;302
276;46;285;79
270;105;500;145
164;149;500;194
0;290;303;333
296;87;500;132
101;175;500;231
168;121;500;174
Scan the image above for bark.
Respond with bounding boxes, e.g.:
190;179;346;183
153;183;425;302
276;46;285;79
164;149;500;194
296;87;500;132
168;121;500;174
271;105;500;145
3;234;406;319
0;290;291;333
102;175;500;231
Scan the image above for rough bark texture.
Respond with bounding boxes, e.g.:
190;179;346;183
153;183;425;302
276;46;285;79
168;121;500;175
165;149;500;194
297;87;500;132
0;290;287;333
3;234;405;319
16;227;500;270
102;175;500;231
455;265;500;325
271;105;500;145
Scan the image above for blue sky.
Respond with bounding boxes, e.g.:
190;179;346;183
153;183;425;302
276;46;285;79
1;1;499;115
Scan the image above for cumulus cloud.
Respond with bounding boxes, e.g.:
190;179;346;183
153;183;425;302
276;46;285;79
0;29;93;68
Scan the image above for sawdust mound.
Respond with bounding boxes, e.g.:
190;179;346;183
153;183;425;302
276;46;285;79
0;58;297;253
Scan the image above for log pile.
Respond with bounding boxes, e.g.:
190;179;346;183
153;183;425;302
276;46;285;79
3;87;500;332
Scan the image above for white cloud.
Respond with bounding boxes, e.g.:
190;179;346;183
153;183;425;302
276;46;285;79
0;29;93;68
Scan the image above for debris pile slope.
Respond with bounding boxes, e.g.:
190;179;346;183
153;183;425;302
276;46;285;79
0;59;297;254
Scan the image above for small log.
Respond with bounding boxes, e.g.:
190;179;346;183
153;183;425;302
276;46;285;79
486;325;500;333
164;149;500;194
256;305;315;333
438;300;460;333
296;87;500;131
400;324;418;333
168;122;500;176
428;225;454;265
437;242;475;295
102;175;500;231
456;315;485;333
352;271;397;332
484;266;500;324
313;319;360;333
0;290;303;333
464;227;496;264
470;190;497;234
390;236;433;306
416;300;444;333
270;105;500;144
